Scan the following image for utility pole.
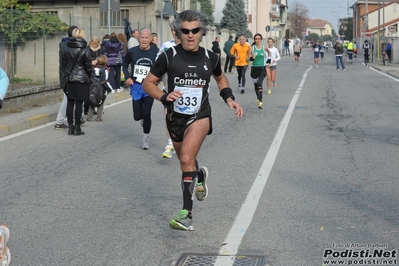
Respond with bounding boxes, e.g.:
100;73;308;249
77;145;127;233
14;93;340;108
377;0;380;64
363;0;368;42
107;0;111;35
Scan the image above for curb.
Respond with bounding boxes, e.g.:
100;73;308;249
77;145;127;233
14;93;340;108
371;65;399;79
0;90;130;138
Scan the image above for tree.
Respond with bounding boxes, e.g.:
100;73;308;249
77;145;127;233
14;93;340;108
0;0;67;75
339;17;353;40
309;33;320;41
288;1;309;38
192;0;214;25
220;0;249;37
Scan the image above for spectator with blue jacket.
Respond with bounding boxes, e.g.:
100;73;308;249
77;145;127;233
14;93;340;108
0;67;9;109
385;40;392;63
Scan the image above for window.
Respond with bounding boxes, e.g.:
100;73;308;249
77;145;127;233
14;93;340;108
45;11;58;15
100;9;129;27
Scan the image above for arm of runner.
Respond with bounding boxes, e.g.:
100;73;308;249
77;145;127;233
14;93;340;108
213;73;243;118
143;52;183;104
122;49;132;85
143;73;182;103
264;47;271;57
274;49;281;62
230;45;238;59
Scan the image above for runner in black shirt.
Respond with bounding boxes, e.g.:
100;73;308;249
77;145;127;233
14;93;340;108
143;10;243;231
122;28;159;149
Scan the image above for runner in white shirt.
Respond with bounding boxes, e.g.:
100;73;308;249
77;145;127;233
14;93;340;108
156;20;181;159
266;37;281;95
293;40;302;66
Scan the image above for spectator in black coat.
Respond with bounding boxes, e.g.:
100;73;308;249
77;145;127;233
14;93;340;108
212;36;221;56
62;28;92;136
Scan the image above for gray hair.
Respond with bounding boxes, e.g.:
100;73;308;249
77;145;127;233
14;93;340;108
170;19;177;31
139;28;151;35
175;10;209;40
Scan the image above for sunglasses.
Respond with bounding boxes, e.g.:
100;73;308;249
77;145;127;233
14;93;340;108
180;27;201;35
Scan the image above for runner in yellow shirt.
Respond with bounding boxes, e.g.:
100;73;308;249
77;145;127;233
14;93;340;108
230;36;251;94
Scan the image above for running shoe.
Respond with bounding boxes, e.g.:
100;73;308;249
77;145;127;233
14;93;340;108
162;145;175;159
268;88;271;95
169;210;194;231
142;138;150;150
0;224;11;266
238;84;241;92
54;123;68;130
257;100;263;109
195;166;209;201
240;88;245;94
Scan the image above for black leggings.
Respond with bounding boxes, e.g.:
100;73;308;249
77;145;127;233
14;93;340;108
132;96;154;134
252;67;266;101
236;65;248;87
67;98;83;126
364;54;370;65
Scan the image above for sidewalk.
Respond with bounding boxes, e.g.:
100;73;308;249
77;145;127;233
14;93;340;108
369;61;399;79
0;90;130;138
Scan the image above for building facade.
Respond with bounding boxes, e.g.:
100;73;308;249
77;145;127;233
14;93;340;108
306;19;334;38
351;0;398;62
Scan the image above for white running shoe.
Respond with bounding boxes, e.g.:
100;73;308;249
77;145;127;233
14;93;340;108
195;166;209;201
162;145;175;158
0;225;11;266
142;138;150;150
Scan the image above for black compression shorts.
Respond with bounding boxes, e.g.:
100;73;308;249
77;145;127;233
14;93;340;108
166;113;212;142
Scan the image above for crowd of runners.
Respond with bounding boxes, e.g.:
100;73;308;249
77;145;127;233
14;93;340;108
2;9;387;265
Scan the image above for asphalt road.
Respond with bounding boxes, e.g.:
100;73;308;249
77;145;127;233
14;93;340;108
1;48;398;266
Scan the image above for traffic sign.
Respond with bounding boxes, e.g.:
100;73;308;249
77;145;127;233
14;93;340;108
271;26;282;31
388;25;396;33
365;29;371;37
265;26;270;32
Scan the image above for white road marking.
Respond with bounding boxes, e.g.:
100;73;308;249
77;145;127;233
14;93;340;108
369;66;399;82
0;98;131;143
214;65;313;266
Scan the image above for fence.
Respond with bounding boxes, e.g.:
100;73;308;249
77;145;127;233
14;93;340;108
0;10;152;90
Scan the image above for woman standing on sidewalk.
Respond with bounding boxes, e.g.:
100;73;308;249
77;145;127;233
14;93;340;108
104;33;124;93
266;37;281;95
250;34;270;109
84;36;104;115
62;28;92;135
0;67;9;109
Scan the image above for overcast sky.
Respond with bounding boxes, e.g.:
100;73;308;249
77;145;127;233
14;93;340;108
214;0;355;31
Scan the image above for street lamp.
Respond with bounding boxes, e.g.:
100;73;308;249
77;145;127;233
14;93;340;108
331;11;340;37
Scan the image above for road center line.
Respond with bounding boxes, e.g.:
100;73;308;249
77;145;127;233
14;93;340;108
214;65;313;266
